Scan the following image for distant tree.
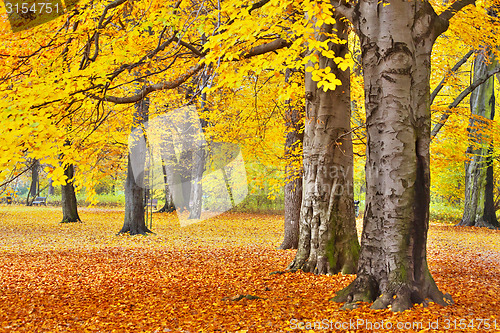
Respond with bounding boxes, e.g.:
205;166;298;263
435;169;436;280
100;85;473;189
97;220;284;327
61;163;81;223
26;159;39;206
458;49;499;229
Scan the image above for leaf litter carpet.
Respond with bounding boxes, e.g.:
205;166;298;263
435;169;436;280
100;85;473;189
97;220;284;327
0;206;499;332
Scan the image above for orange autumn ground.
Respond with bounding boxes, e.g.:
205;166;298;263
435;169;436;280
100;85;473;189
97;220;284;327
0;206;499;332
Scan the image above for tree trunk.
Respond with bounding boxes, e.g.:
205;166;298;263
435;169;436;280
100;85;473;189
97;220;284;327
188;145;205;219
333;0;455;311
48;179;54;196
458;50;499;229
188;115;207;219
26;159;39;206
118;94;152;235
157;158;176;213
279;78;303;250
288;15;359;274
61;163;81;223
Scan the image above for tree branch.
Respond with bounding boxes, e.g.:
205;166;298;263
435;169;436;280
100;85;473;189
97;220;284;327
430;49;474;105
431;66;500;139
439;0;476;24
433;0;476;38
93;63;204;104
241;38;291;59
332;1;356;25
173;37;204;57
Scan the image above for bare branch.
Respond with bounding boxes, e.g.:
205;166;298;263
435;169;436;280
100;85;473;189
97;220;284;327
430;49;474;105
431;66;500;139
173;37;204;57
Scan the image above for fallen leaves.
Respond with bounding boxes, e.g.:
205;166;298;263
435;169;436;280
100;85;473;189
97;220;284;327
0;206;499;332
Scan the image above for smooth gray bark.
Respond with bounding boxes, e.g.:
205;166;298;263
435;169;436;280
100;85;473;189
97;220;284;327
288;15;360;274
458;50;499;229
61;164;81;223
332;0;469;311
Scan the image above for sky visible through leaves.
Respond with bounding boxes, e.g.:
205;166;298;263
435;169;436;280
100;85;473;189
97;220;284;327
0;207;499;332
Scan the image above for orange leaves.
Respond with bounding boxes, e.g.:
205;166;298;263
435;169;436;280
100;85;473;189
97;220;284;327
0;207;499;331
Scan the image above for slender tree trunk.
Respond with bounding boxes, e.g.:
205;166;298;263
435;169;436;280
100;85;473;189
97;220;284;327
333;0;455;311
157;158;176;213
118;94;152;235
188;63;209;219
458;50;499;229
279;77;303;250
288;15;359;274
61;164;81;223
188;116;207;219
26;159;39;206
188;145;205;219
48;179;54;196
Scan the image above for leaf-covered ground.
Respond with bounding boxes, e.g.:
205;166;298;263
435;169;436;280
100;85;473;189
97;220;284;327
0;206;499;332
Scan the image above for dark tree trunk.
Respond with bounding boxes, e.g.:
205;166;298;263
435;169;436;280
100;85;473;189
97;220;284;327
279;76;304;250
26;159;39;206
332;0;462;311
118;94;152;235
288;15;359;274
458;50;499;229
61;164;81;223
119;156;151;235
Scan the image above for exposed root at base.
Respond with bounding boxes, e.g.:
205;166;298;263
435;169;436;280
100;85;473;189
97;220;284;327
330;274;454;312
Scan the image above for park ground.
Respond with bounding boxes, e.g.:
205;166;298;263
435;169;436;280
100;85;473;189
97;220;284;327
0;206;499;332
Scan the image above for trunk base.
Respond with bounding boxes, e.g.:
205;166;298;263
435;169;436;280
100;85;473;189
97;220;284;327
278;241;298;250
331;273;453;312
60;217;81;223
456;219;500;229
287;247;357;275
157;204;176;213
117;226;153;236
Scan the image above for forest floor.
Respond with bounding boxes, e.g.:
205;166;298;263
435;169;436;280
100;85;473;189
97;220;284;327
0;206;499;332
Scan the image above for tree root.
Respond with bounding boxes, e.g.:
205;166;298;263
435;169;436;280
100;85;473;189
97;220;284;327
330;274;453;312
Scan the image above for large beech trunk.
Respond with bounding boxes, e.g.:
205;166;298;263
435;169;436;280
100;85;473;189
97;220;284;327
333;0;456;311
458;50;499;229
118;96;152;235
288;16;359;274
61;164;81;223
